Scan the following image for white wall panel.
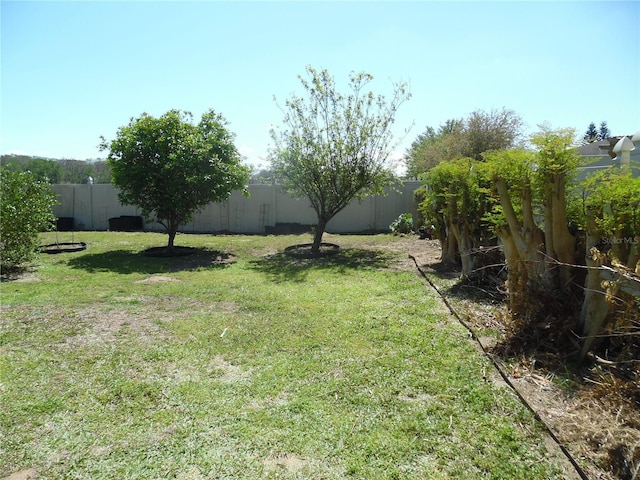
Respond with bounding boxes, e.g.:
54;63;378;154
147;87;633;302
50;182;421;234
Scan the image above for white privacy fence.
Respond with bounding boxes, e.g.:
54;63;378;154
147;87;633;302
51;182;422;234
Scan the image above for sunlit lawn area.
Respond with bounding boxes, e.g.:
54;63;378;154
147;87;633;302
1;232;567;479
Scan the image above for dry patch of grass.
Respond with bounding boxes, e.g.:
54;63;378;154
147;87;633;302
263;454;307;473
134;275;178;284
0;232;572;479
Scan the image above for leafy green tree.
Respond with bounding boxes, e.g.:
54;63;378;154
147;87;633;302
270;66;410;254
100;109;250;252
89;160;112;184
599;121;610;140
0;154;33;171
404;119;465;177
404;108;523;176
58;159;93;184
26;158;62;183
464;108;524;160
1;168;57;272
1;155;112;184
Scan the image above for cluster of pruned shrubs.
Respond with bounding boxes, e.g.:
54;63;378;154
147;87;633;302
417;126;640;361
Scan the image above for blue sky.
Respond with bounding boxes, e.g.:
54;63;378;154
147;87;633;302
2;1;639;171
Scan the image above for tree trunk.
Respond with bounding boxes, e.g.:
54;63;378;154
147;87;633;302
627;237;640;271
521;184;545;254
437;223;448;260
450;221;474;278
549;173;576;287
543;184;556;282
580;253;610;360
167;223;177;253
499;229;528;316
312;218;328;254
494;178;543;279
440;219;459;266
495;178;526;253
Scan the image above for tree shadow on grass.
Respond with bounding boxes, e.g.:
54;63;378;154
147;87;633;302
248;247;396;283
420;260;461;280
66;248;235;275
445;276;507;306
419;259;506;306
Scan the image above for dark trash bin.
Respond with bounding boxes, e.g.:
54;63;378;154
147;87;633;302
109;216;143;231
108;217;125;231
120;215;143;230
56;217;74;231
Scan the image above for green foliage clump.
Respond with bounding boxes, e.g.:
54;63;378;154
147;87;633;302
1;168;57;272
404;108;524;177
583;170;640;249
390;213;414;234
418;156;492;275
100;109;250;251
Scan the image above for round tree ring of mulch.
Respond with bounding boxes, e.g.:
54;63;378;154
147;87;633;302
284;242;341;258
40;242;87;254
142;246;197;257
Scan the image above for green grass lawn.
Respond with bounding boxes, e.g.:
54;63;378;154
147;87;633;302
1;232;566;479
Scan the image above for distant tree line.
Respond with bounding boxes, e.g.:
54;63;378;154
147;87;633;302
0;155;111;184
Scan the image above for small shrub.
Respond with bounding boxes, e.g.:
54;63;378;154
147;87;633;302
390;213;414;235
1;168;57;272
